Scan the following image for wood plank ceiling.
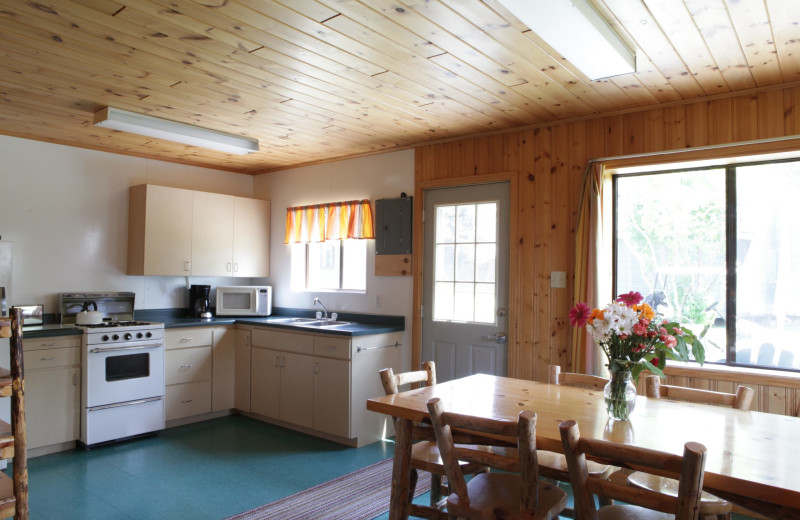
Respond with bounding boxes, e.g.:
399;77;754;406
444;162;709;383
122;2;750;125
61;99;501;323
0;0;798;174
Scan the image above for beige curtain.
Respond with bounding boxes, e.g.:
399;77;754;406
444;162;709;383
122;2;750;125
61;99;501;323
284;199;374;244
571;162;612;375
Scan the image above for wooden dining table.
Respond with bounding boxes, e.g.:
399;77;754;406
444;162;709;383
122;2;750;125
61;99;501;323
366;373;800;520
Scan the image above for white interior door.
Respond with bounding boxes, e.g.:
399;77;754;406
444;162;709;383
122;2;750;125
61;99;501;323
422;182;510;382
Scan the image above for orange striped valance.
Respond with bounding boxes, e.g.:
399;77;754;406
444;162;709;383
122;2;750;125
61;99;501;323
284;199;374;244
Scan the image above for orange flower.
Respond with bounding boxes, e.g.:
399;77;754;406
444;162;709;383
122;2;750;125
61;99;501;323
590;308;605;321
634;303;655;321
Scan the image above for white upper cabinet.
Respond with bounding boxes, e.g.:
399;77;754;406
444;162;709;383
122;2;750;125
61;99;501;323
129;184;194;276
128;184;270;277
233;197;270;277
191;191;235;276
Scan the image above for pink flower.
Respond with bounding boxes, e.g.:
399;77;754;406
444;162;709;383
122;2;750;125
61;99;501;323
652;357;660;366
569;302;592;327
616;291;643;306
632;321;648;336
672;326;684;336
664;335;677;349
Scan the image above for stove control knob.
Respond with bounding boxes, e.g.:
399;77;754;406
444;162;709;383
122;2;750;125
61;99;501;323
112;334;119;341
124;333;133;340
145;331;152;338
136;332;144;339
102;335;110;342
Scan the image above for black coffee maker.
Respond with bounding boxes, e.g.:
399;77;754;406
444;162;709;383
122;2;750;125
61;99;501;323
189;284;212;319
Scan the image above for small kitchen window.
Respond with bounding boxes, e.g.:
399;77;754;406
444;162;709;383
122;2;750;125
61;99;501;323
285;200;373;292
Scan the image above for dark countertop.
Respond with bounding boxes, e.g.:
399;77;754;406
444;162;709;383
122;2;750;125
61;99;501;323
23;307;404;338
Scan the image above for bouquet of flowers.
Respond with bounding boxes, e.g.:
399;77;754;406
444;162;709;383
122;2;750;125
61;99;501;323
569;291;705;419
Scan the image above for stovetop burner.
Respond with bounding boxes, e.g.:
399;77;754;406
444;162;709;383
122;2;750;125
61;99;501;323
80;321;155;328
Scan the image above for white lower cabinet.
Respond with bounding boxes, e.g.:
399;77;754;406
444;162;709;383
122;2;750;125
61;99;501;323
23;335;81;450
247;327;401;446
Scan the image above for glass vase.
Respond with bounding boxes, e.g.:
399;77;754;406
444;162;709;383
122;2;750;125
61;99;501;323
604;370;637;420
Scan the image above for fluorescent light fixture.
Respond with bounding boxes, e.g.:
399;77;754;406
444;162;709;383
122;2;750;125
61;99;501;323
93;107;259;155
497;0;636;80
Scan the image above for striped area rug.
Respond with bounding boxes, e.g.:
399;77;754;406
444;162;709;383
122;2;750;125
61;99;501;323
226;458;432;520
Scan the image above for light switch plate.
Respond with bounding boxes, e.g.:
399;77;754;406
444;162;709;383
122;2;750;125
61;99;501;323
551;271;567;288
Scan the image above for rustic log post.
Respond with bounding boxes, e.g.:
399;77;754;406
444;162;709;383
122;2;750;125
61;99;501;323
10;308;28;520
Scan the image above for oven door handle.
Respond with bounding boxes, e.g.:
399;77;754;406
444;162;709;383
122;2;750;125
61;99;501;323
87;396;163;412
89;343;163;353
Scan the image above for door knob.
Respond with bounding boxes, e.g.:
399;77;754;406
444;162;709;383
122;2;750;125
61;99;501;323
484;332;507;344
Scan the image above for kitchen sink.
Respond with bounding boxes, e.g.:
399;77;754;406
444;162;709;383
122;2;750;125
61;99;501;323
299;320;350;328
266;317;319;324
265;317;350;328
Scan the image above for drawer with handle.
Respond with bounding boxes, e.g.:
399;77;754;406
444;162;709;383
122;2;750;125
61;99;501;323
165;346;211;385
24;347;81;370
165;328;213;350
165;381;211;420
313;336;351;360
23;336;81;352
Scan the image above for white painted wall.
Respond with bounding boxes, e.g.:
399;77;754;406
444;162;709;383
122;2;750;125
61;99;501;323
0;135;254;313
253;150;415;370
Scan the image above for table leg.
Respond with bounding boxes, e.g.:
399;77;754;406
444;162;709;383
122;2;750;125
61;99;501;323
389;417;412;520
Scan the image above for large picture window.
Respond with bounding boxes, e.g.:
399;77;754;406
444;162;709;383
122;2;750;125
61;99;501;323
614;157;800;372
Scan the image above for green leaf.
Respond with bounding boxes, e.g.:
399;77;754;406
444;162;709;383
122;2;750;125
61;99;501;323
673;338;689;361
631;363;644;382
691;338;705;365
642;360;665;378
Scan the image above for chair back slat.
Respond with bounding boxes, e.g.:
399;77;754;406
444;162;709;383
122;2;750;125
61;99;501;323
549;365;608;390
645;375;755;411
379;361;436;396
428;398;541;513
560;420;706;520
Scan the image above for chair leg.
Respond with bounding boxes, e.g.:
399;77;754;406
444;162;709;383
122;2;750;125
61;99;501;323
598;496;614;507
430;474;443;507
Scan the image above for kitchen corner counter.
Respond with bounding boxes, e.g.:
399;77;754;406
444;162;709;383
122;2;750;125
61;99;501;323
21;324;84;338
21;308;404;338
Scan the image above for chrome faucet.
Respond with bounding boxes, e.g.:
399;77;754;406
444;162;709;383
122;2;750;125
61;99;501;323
313;297;328;320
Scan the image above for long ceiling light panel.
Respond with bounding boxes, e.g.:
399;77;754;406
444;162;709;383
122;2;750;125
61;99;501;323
497;0;636;80
93;107;259;155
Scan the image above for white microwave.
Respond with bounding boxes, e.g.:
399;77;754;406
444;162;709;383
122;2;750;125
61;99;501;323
215;286;272;316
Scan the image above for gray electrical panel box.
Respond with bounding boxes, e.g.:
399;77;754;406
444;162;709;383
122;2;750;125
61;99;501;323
375;196;412;255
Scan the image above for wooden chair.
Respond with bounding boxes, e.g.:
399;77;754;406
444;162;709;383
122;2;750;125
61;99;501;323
427;397;567;520
543;366;614;483
560;419;707;520
627;375;755;520
380;362;487;520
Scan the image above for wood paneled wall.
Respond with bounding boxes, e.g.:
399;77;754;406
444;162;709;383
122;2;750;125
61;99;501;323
413;84;800;388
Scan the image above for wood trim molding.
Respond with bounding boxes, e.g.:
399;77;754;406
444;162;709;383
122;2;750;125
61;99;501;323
664;363;800;390
411;171;519;374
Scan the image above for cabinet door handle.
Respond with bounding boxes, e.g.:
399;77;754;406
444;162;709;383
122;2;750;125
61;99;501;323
226;262;232;272
325;346;335;350
184;261;191;272
41;343;55;347
279;356;285;368
181;399;193;404
180;364;193;369
41;356;56;361
73;373;79;386
233;262;239;273
180;338;192;343
273;356;279;368
313;362;319;374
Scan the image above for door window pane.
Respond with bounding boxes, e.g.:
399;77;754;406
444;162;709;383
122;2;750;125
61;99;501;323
455;244;475;282
436;206;455;243
436;244;455;281
433;201;498;324
456;205;476;242
476;203;497;242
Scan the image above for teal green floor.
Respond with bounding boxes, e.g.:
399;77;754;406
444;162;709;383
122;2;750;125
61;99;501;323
7;414;758;519
11;415;394;519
